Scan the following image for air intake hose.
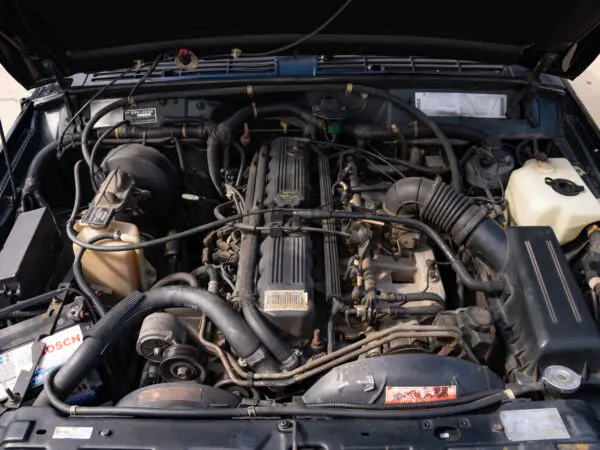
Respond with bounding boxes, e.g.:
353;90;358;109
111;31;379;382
384;177;507;271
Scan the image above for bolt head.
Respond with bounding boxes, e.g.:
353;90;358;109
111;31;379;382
176;366;191;380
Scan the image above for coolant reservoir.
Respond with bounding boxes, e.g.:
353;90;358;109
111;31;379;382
73;220;153;299
506;158;600;244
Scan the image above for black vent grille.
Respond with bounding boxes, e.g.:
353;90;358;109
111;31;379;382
86;57;278;85
316;56;510;76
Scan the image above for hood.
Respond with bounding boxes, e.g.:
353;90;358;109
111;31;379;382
2;0;600;87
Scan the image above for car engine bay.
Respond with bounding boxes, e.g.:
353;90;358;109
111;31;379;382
1;80;600;414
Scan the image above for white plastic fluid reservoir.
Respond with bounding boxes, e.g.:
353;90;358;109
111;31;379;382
73;220;153;299
506;158;600;244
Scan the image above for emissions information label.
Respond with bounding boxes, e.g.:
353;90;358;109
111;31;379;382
124;107;158;124
415;92;507;118
264;290;309;311
0;325;87;401
385;385;457;404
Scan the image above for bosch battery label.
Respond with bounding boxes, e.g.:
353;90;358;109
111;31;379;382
0;325;98;402
123;107;158;124
385;385;457;404
263;290;309;311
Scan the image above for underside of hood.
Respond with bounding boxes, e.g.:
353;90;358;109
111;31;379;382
2;0;600;87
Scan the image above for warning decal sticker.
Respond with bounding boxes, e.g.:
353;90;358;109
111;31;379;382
385;385;457;404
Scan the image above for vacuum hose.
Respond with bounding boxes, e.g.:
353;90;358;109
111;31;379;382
384;177;508;271
34;286;278;405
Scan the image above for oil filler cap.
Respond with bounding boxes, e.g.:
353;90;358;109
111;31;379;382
542;365;582;394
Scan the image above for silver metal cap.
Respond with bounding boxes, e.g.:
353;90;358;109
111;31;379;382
542;365;582;394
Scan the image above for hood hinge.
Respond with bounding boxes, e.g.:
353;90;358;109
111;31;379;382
533;52;559;81
41;59;69;90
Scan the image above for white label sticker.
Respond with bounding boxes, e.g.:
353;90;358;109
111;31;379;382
90;98;124;128
415;92;507;118
500;408;570;441
264;290;309;311
52;426;93;440
0;325;84;401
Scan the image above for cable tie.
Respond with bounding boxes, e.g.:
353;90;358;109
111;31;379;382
252;102;258;119
182;123;187;139
246;85;254;97
390;124;399;134
247;406;256;417
70;405;78;415
346;83;353;94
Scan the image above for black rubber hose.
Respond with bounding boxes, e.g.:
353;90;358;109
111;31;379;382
292;209;504;293
384;177;508;271
213;200;234;220
151;272;199;289
43;368;540;418
72;233;116;318
206;137;224;197
21;140;59;211
232;142;247;187
89;120;129;191
347;122;490;143
37;287;277;404
191;265;219;293
0;288;82;320
377;292;445;304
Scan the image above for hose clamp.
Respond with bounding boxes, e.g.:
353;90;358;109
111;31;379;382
280;352;300;371
243;346;269;367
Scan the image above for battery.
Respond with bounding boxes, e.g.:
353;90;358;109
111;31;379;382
0;323;101;403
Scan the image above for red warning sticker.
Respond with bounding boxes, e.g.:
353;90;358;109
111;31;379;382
385;385;457;404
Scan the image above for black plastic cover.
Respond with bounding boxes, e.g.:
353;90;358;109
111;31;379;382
0;208;59;305
257;138;314;339
497;227;600;380
302;354;503;404
116;383;239;409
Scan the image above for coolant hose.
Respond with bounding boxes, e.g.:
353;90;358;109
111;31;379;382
35;286;277;405
72;233;117;318
384;177;508;271
151;272;199;289
21;140;59;211
191;265;219;293
234;146;300;370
